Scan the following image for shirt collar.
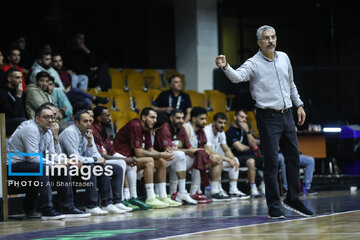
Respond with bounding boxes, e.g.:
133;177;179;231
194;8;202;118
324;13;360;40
72;123;83;137
257;49;278;62
34;120;48;134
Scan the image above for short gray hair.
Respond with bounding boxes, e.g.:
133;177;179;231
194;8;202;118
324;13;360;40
256;25;276;40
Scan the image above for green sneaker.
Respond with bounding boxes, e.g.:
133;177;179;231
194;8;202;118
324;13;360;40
122;200;140;211
128;198;152;210
145;195;170;209
159;195;182;207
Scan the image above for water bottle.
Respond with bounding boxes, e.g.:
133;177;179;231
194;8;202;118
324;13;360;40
204;185;211;198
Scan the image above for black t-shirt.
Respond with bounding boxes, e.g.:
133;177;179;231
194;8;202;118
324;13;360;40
226;125;253;156
153;90;192;112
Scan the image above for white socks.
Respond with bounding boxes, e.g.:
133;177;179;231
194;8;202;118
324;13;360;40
229;181;238;193
211;181;220;194
178;179;186;194
127;166;138;198
190;169;201;195
124;188;130;200
157;182;167;199
145;183;155;200
228;165;239;180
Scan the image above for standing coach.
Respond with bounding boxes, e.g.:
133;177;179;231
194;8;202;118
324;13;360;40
215;25;313;219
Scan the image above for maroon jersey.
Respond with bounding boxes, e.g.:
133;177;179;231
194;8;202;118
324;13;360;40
196;129;207;148
92;123;116;156
113;119;152;157
154;122;192;151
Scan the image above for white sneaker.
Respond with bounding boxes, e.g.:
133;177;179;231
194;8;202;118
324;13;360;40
251;186;261;198
219;189;229;197
102;204;126;214
229;189;250;200
176;192;197;205
86;206;109;216
114;203;133;212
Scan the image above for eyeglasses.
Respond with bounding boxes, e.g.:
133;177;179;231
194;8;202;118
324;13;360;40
40;115;56;121
261;36;277;42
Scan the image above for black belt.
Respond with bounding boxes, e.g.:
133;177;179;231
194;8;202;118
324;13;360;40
257;108;290;114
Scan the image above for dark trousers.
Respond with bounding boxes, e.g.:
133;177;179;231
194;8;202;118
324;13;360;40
256;109;300;211
83;163;123;208
11;162;74;213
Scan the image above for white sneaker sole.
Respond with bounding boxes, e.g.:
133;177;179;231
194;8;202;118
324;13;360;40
212;198;232;202
267;215;286;220
64;213;91;218
41;214;66;220
282;202;313;217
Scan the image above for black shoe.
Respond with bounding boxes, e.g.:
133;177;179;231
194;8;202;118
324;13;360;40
268;208;286;219
306;189;317;196
41;208;66;221
25;210;41;218
93;96;109;105
283;198;314;217
211;193;231;202
62;208;91;218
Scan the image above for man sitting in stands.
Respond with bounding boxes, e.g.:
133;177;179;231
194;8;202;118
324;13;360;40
204;112;250;200
52;53;107;106
30;50;65;91
64;33;111;91
25;71;53;119
8;105;90;220
113;107;179;208
0;68;27;135
152;74;192;122
47;76;73;121
59;110;126;215
2;47;26;90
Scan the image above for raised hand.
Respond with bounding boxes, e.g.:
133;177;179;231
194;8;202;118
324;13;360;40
215;55;227;68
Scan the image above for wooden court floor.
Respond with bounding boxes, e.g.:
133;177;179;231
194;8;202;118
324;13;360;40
0;190;359;239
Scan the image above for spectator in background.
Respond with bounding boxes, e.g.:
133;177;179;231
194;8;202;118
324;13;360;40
25;71;53;119
0;68;27;135
30;50;65;91
0;51;5;85
52;53;88;90
65;33;111;91
15;36;34;73
278;153;317;196
47;76;73;121
152;75;192;122
2;47;26;90
52;53;108;106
